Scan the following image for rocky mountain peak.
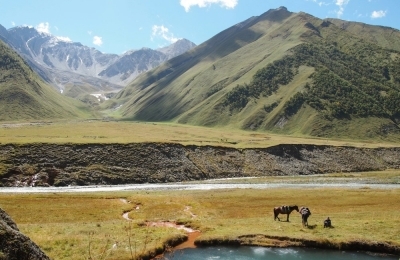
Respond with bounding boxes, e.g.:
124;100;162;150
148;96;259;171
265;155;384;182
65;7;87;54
1;23;196;91
157;38;196;59
260;5;292;22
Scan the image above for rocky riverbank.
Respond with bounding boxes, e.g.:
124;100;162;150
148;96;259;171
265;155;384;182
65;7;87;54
1;143;400;187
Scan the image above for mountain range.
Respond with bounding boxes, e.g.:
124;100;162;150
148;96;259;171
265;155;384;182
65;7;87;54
0;24;196;98
0;39;91;121
1;6;400;141
105;6;400;141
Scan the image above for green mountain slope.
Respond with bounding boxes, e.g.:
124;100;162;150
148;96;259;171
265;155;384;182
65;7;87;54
325;18;400;52
107;7;303;118
0;40;92;121
105;7;400;141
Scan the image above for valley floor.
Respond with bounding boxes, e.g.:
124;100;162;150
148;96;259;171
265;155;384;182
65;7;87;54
1;173;399;259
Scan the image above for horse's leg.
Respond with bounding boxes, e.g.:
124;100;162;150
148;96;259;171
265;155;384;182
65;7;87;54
274;209;281;221
287;213;290;222
274;209;278;221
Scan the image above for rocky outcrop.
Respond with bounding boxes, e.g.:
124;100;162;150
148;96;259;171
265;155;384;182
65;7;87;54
0;208;50;259
0;143;399;187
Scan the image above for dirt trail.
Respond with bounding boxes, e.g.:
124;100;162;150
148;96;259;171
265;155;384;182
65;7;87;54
119;198;201;249
120;199;132;220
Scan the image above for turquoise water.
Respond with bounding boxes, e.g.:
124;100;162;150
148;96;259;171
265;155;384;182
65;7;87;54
163;246;398;260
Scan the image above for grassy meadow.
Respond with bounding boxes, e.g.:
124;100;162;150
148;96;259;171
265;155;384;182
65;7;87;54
1;183;400;259
1;120;400;259
0;120;398;148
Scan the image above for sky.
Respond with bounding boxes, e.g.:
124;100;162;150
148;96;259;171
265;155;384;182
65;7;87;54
0;0;399;55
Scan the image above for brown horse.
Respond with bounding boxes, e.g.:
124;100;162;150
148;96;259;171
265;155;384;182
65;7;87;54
299;207;311;227
273;205;299;222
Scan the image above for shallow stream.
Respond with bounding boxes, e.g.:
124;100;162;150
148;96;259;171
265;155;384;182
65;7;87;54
1;182;399;193
162;246;398;260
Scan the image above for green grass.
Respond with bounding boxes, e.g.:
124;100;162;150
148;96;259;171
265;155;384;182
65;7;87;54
1;180;399;259
0;120;398;148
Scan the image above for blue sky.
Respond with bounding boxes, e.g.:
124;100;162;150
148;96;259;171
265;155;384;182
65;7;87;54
0;0;398;54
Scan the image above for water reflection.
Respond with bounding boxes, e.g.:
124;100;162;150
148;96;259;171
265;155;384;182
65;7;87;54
162;246;397;260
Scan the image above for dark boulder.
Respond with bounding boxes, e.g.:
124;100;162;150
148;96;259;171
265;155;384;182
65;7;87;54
0;208;50;260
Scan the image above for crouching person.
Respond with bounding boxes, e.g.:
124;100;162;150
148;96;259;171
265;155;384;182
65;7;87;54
324;217;331;228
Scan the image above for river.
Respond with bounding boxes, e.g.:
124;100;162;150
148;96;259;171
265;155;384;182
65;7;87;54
0;182;399;193
162;246;398;260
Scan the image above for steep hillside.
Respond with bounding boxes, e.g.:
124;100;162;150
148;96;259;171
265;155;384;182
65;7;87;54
326;18;400;52
109;7;298;118
106;7;400;141
0;40;91;121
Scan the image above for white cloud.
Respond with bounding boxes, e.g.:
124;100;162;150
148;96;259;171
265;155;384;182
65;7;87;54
180;0;238;12
93;36;103;46
36;22;51;34
34;22;72;42
371;10;386;19
152;25;179;44
11;21;15;26
335;0;349;18
307;0;330;7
